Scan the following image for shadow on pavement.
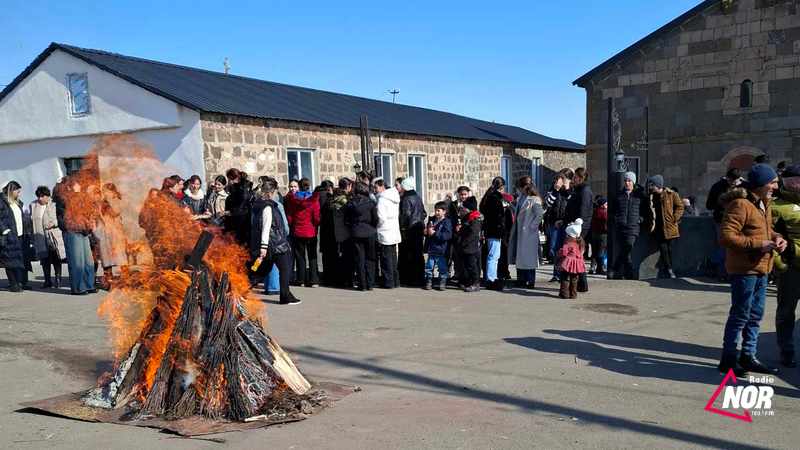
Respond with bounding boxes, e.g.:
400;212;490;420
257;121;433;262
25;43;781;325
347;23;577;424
287;345;771;450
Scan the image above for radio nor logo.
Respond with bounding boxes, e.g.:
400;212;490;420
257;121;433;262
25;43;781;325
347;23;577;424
705;370;775;422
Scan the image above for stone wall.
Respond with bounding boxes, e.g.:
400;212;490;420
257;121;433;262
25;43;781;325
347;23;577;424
580;0;800;208
200;114;584;206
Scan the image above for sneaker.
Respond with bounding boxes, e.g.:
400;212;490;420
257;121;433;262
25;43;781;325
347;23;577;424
549;276;559;283
8;285;22;293
423;280;433;290
464;285;480;292
739;354;778;374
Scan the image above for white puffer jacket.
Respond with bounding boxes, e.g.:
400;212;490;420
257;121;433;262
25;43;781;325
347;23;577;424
376;187;402;245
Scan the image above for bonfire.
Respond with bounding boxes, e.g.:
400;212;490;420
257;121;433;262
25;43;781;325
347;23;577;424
21;136;353;435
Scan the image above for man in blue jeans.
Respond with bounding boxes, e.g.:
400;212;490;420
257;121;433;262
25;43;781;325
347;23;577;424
718;164;787;376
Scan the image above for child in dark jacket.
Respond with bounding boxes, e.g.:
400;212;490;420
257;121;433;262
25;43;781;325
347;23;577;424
456;197;483;292
424;201;453;290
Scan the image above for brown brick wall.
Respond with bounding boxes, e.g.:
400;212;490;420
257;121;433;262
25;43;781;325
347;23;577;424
200;114;584;206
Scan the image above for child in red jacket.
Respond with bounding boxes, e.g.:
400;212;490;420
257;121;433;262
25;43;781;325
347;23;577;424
559;219;586;299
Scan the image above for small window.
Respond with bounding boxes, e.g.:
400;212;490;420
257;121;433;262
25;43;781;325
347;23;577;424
740;79;753;108
500;155;512;186
66;73;91;116
62;157;87;175
407;155;426;199
287;149;315;183
374;154;394;181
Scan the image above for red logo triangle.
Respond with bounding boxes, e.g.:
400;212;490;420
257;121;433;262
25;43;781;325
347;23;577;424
705;369;753;422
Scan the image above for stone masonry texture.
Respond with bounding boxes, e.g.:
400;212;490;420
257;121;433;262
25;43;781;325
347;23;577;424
580;0;800;209
200;114;585;208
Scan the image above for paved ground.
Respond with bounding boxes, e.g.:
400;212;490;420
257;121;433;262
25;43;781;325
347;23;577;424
0;267;798;450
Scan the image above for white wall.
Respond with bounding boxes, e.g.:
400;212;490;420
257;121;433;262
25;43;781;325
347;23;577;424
0;49;182;144
0;50;205;203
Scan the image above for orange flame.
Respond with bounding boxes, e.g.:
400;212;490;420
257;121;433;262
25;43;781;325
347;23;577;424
64;135;264;380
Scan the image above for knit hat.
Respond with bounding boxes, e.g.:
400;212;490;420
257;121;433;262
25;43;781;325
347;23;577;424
401;177;416;191
596;197;607;206
565;219;583;239
781;164;800;178
647;174;664;189
747;164;778;188
623;171;637;184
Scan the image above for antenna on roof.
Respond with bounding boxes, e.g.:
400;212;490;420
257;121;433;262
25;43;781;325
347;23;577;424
224;57;230;75
388;89;399;103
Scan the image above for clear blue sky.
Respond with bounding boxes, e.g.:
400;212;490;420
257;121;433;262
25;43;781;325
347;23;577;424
2;0;700;145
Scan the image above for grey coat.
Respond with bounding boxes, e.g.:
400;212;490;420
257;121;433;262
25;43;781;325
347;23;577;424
509;196;544;270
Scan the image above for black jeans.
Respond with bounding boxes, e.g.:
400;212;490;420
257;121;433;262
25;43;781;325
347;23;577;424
254;251;294;302
613;232;637;279
462;252;481;287
41;249;62;284
320;240;338;286
776;268;800;358
399;227;425;286
5;267;28;290
378;243;398;288
292;236;319;286
352;236;376;289
657;237;674;271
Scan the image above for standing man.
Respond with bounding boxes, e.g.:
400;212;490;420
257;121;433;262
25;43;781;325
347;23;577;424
565;168;593;291
706;168;743;280
645;175;684;279
449;186;472;285
398;177;427;286
718;164;786;376
374;178;401;289
771;164;800;368
611;172;645;280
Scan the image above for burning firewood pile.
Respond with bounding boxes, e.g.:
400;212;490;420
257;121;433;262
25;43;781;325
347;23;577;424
20;137;356;436
83;260;313;421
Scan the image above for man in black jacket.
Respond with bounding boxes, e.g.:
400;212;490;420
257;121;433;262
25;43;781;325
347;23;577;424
706;168;743;280
565;168;593;290
398;176;427;286
612;172;645;279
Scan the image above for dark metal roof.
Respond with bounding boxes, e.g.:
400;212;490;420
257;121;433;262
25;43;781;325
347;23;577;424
0;43;583;151
573;0;718;87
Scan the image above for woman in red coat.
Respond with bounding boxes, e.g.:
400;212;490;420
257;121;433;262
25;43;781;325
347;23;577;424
284;178;321;287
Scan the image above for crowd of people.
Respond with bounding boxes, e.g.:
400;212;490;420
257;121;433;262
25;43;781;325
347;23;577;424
2;158;800;378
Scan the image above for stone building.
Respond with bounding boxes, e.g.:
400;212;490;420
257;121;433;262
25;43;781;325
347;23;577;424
574;0;800;208
0;43;583;205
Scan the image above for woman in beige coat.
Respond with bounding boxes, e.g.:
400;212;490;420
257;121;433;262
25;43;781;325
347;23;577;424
94;183;128;288
30;186;66;288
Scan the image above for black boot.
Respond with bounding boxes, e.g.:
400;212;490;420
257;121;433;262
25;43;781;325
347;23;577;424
739;354;778;374
780;353;797;368
436;278;447;291
718;354;747;377
42;274;53;289
424;278;433;290
717;355;747;378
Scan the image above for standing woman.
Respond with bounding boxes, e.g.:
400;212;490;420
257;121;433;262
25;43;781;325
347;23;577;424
249;178;301;305
94;183;128;289
479;176;507;291
30;186;66;288
182;175;209;219
284;177;321;287
224;168;253;246
205;175;229;227
58;178;98;295
345;182;378;291
509;184;544;289
0;181;30;292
